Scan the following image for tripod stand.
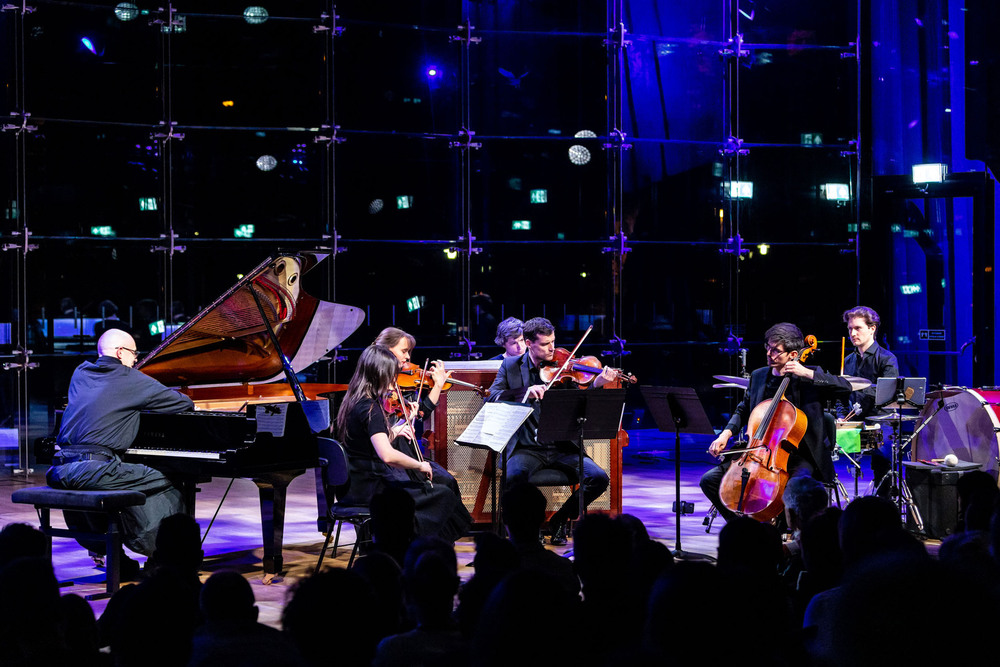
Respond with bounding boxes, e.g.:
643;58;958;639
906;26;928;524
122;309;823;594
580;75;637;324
869;377;936;532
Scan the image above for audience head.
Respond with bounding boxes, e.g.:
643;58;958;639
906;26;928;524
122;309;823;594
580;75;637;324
0;523;48;567
784;474;830;531
200;570;257;625
839;495;902;567
717;515;783;575
283;568;377;667
153;513;204;575
502;482;547;543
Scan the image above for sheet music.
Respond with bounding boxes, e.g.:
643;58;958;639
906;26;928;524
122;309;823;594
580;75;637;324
456;402;534;453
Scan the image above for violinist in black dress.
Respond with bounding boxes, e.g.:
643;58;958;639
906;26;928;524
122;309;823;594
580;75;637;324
700;323;852;523
336;344;471;541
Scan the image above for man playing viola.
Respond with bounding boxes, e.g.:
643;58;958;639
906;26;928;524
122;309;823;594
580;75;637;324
486;317;617;545
701;322;852;523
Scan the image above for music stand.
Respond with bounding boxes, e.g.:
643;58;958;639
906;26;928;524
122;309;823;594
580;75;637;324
456;402;535;533
536;389;627;521
640;386;716;560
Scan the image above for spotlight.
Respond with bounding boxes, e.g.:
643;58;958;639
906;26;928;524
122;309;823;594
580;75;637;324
256;155;277;172
444;248;458;260
368;199;384;214
568;145;591;165
757;243;769;255
114;2;139;21
243;6;269;24
81;37;98;55
425;65;441;79
574;129;597;139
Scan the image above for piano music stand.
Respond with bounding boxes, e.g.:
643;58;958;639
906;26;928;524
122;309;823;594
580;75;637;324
640;386;715;561
535;389;626;522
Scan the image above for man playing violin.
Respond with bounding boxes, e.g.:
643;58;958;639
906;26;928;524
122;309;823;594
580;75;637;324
486;317;617;545
701;322;852;523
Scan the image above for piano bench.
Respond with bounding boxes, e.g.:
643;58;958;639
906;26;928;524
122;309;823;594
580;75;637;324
11;486;147;600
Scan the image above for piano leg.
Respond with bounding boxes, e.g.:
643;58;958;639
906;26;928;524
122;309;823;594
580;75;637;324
253;470;304;580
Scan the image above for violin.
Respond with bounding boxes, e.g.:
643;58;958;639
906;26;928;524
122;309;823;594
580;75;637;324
717;335;817;522
386;378;433;487
539;348;637;387
397;362;488;396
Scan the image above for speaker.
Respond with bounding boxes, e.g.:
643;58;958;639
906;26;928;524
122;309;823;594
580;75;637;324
903;461;981;539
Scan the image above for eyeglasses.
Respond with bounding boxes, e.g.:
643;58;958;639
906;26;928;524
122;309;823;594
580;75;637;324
764;344;790;358
116;346;139;358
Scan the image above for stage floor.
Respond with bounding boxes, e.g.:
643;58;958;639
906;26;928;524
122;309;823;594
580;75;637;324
0;429;883;627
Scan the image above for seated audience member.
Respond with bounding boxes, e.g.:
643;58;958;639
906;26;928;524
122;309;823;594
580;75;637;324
190;569;304;667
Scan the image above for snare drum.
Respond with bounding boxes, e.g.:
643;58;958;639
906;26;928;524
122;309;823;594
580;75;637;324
911;388;1000;479
860;424;884;451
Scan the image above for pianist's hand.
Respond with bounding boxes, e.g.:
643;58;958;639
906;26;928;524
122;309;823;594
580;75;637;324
418;461;433;481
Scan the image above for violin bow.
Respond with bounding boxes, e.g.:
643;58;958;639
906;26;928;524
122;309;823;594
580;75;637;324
520;324;595;403
393;377;433;487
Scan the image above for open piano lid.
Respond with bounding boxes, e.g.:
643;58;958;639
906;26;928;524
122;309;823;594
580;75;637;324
137;251;364;388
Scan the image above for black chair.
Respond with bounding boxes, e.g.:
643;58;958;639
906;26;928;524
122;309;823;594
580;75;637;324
315;438;371;572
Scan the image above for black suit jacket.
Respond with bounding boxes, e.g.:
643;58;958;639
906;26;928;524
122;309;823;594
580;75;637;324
724;365;851;482
486;352;539;456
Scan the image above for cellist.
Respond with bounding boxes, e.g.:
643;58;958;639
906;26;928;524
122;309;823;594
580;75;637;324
700;322;853;523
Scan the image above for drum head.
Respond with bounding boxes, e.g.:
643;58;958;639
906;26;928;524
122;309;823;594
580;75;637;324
911;389;1000;480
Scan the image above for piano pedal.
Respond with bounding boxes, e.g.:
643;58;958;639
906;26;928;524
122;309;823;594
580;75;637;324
90;551;106;568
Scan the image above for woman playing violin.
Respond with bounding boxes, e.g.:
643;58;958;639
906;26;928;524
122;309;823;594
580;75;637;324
700;322;853;524
335;344;471;541
375;327;450;418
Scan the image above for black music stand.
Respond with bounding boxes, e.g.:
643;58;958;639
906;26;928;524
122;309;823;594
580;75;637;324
536;389;627;521
640;386;715;560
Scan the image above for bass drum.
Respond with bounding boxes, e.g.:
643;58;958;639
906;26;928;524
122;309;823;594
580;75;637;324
911;388;1000;480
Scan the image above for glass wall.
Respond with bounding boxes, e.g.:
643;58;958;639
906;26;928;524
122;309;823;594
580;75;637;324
0;0;861;468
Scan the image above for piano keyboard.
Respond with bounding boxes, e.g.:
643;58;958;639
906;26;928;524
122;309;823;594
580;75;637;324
126;447;224;460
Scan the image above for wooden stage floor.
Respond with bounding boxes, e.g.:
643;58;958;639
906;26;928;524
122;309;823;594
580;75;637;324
0;430;876;628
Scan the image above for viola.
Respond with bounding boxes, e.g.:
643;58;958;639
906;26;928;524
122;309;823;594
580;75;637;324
539;348;637;387
717;335;817;522
397;362;488;396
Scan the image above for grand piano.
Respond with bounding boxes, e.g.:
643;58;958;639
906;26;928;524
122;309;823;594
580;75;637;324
127;251;364;577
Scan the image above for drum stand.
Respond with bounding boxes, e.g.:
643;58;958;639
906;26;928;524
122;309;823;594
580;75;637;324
834;445;862;503
871;416;925;533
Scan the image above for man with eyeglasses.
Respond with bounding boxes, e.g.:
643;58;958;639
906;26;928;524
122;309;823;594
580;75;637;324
700;322;852;523
46;328;194;577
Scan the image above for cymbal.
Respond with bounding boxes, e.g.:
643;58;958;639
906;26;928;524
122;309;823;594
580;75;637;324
712;375;749;389
841;375;872;391
712;383;746;390
868;413;920;422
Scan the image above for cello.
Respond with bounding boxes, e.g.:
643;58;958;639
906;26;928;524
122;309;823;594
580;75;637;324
718;335;817;522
